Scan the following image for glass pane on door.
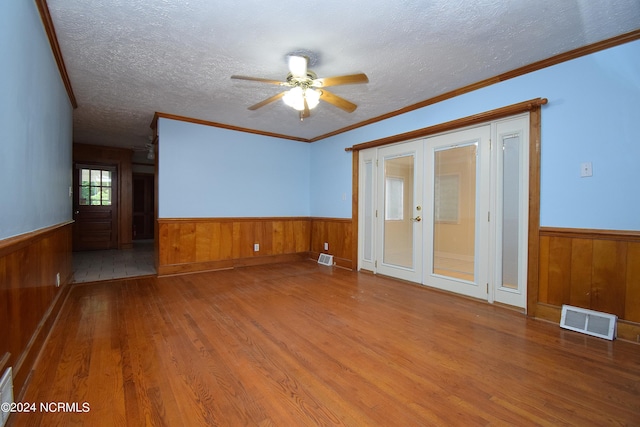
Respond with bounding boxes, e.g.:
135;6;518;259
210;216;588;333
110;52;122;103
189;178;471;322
79;168;113;206
501;135;520;289
493;115;529;309
433;145;476;282
363;160;374;262
383;155;414;269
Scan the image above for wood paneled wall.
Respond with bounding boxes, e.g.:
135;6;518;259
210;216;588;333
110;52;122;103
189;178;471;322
536;227;640;342
73;143;133;249
157;217;355;275
158;218;312;275
310;217;353;269
0;222;73;395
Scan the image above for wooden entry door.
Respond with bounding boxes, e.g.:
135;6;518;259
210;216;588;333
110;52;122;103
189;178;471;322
73;164;118;251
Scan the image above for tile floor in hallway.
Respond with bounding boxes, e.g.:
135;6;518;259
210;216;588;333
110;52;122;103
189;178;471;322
72;240;156;283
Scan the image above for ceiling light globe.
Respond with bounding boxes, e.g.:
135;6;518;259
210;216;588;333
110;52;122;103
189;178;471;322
305;88;320;109
283;87;305;111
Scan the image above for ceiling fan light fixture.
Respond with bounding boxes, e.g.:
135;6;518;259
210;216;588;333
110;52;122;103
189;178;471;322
304;88;320;109
232;53;367;116
146;143;155;160
282;87;320;111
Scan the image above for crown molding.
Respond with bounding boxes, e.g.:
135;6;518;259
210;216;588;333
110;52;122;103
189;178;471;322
154;29;639;143
151;112;312;143
309;29;640;142
35;0;78;108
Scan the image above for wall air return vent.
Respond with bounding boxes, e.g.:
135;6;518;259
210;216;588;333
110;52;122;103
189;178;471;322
318;253;334;266
560;305;617;340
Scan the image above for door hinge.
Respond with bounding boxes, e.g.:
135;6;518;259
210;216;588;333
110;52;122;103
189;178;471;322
375;260;378;268
489;139;492;150
375;209;378;218
486;283;489;294
488;211;490;222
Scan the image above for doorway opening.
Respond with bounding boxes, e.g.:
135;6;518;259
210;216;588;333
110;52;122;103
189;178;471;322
71;160;156;283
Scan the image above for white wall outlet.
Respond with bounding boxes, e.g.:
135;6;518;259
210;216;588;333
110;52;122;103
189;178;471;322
580;162;593;177
324;242;329;251
254;243;259;252
55;272;61;287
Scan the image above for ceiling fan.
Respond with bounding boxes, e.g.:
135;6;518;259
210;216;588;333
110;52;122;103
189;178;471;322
231;55;368;120
132;142;155;160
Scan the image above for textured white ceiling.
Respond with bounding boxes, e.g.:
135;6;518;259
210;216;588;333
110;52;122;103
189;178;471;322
47;0;640;149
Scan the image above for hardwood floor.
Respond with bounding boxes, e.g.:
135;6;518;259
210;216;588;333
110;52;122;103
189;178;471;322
10;261;640;426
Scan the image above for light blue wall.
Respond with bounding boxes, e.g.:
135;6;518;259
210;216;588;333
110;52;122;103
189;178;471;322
308;135;353;218
310;39;640;230
158;40;639;230
0;0;73;240
158;119;311;218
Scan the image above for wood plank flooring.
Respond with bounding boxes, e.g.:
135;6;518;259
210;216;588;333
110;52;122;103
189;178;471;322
10;261;640;426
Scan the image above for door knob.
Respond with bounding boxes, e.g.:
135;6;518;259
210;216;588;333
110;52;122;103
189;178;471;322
411;216;422;222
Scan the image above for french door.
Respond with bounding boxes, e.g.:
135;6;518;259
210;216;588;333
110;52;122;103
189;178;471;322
424;125;490;300
358;114;530;310
374;141;423;283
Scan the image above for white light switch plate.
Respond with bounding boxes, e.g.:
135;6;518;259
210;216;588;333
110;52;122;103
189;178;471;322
580;162;593;177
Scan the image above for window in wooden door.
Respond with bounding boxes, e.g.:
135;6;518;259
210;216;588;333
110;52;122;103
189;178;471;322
79;168;112;206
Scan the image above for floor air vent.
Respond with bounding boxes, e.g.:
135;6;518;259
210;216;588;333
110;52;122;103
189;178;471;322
560;305;617;340
0;367;13;427
318;253;334;266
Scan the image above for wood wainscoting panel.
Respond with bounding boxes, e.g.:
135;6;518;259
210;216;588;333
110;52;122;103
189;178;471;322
540;235;573;306
158;218;312;275
626;242;640;322
569;238;593;309
591;239;627;317
194;221;233;262
0;222;73;396
537;227;640;342
309;218;353;269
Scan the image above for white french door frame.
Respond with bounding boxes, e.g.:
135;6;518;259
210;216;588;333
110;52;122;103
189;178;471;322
357;109;536;312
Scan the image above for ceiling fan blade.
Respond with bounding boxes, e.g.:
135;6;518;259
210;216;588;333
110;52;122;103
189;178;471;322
288;55;308;78
231;75;285;85
319;90;358;113
313;73;369;88
248;91;285;110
